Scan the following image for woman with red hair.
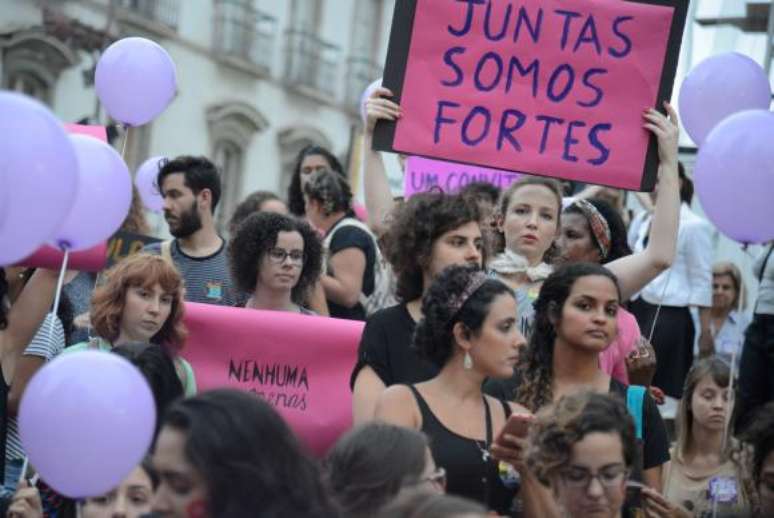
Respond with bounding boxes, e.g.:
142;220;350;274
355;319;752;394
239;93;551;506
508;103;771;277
66;253;195;395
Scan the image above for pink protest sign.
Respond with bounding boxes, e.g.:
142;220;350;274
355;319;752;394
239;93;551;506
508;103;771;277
181;302;363;456
64;124;108;142
404;156;520;198
374;0;688;191
17;243;107;272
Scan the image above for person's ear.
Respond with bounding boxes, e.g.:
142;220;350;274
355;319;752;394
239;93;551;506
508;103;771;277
198;188;212;211
452;321;472;352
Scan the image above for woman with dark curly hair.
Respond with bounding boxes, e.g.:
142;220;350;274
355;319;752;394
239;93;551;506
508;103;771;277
741;401;774;516
505;263;669;491
65;253;196;395
527;391;638;518
287;145;347;217
228;212;323;314
375;265;540;515
151;389;338;518
351;192;484;423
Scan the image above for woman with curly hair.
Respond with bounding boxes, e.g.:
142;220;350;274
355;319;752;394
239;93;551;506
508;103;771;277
228;212;323;314
65;253;196;395
375;265;540;515
287;145;347;217
742;401;774;516
527;391;638;518
351;192;484;423
508;263;669;491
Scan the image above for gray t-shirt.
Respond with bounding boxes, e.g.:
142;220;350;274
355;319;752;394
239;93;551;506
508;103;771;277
6;315;65;461
144;239;242;306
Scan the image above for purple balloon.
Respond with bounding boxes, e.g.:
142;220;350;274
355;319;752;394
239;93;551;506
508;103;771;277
135;156;166;213
95;37;177;126
695;109;774;244
19;351;156;498
51;135;133;251
0;92;79;265
679;52;771;145
360;78;383;124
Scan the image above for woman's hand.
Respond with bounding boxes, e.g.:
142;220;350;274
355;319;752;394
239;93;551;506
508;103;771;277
642;486;691;518
626;336;657;387
490;433;529;474
642;101;679;169
6;481;43;518
365;87;401;135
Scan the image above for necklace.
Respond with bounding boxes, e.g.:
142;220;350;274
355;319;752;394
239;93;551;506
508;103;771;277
475;439;491;463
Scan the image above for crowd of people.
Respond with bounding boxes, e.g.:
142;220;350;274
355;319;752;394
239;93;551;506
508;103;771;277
1;88;773;518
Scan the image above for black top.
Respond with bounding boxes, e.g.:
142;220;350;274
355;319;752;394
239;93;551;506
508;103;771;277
349;304;438;389
326;222;376;321
407;386;516;515
484;376;669;472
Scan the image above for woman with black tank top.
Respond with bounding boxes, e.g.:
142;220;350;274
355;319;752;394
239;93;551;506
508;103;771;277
375;265;550;516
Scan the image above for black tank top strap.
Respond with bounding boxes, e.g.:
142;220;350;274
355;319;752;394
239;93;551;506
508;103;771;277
406;384;436;428
483;395;493;445
500;398;512;419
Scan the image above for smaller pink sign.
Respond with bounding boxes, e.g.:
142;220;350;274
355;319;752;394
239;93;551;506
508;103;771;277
17;243;107;272
404;156;520;198
64;124;107;142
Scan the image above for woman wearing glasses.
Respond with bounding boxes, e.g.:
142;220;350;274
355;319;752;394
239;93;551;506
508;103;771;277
528;392;638;518
228;212;323;314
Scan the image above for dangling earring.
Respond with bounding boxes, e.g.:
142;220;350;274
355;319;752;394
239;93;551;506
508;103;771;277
463;351;473;370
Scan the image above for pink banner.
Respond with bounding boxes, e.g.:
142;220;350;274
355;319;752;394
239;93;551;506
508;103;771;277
64;124;107;142
404;156;520;198
392;0;675;190
17;243;107;272
181;302;363;456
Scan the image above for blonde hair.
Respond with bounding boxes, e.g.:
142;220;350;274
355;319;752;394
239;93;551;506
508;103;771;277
713;261;747;310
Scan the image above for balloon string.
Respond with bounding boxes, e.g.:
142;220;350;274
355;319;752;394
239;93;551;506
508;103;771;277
46;248;70;346
120;124;129;159
720;274;745;457
647;268;673;343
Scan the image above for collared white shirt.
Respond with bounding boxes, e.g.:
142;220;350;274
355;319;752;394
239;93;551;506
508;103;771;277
711;310;751;368
628;204;713;307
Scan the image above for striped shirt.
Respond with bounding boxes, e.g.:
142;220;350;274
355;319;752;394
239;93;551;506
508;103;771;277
6;315;65;461
144;239;243;306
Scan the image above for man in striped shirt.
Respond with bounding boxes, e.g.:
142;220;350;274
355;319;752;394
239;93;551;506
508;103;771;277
145;156;240;307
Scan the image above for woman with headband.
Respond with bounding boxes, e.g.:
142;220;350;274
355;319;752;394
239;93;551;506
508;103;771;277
375;265;549;516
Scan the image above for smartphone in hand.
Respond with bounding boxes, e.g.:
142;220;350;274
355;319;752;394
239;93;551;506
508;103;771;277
495;413;534;447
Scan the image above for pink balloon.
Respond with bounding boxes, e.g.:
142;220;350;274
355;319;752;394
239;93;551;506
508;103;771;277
135;156;166;213
679;53;771;146
0;92;79;265
695;110;774;244
19;351;156;498
96;37;177;126
51;135;133;251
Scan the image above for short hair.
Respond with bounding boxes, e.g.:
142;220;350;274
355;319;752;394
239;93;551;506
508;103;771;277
90;254;187;351
160;389;337;517
377;489;487;518
325;423;429;516
228;191;286;234
385;192;482;302
527;391;637;485
413;265;513;369
111;342;184;436
303;169;353;216
228;212;323;304
287;145;346;216
157;156;222;213
713;261;747;310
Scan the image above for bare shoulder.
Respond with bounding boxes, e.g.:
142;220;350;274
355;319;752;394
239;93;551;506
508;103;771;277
374;385;420;428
